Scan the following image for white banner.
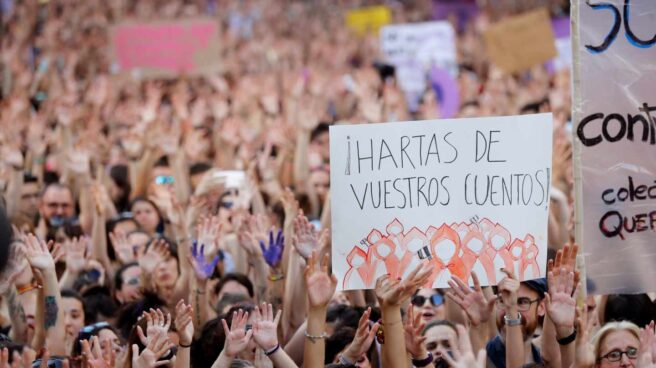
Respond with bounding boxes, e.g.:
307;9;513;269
573;0;656;294
330;115;553;290
380;21;457;115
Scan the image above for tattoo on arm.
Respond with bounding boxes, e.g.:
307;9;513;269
194;291;201;327
44;296;58;329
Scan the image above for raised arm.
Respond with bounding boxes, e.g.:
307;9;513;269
24;235;66;355
212;309;254;368
498;268;523;368
252;302;299;367
375;263;433;368
545;267;579;368
303;251;337;368
447;272;495;354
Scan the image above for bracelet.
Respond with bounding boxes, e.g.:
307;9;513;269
304;331;328;343
268;274;285;282
339;354;354;365
411;352;434;367
179;342;192;348
17;282;41;295
557;328;577;346
504;313;522;327
264;343;280;356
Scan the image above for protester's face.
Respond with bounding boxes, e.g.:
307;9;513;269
424;324;457;364
117;265;142;303
97;328;122;356
495;285;544;341
414;289;445;323
154;255;179;288
596;330;639;368
132;201;160;234
311;131;329;159
40;186;75;221
63;297;85;339
19;291;37;342
127;232;150;258
20;182;40;218
113;219;138;236
217;281;250;301
309;170;330;202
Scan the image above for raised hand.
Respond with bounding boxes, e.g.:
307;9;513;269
638;322;656;368
109;230;136;264
546;267;579;338
138;309;172;347
497;268;520;311
81;336;115;368
132;330;172;368
259;229;284;269
24;234;55;271
252;303;282;351
440;325;486;368
343;307;380;363
0;241;26;295
253;347;274;368
139;239;170;274
447;272;495;326
67;148;91;175
196;215;221;257
221;309;254;358
548;243;580;286
292;213;325;261
304;251;337;309
64;237;88;274
174;300;194;347
187;241;220;282
375;263;434;307
404;305;428;359
575;306;597;367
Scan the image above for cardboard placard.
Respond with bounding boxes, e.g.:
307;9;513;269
484;8;557;74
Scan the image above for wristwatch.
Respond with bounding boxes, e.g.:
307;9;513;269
504;313;522;326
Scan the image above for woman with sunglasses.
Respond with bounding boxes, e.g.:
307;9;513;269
411;289;446;323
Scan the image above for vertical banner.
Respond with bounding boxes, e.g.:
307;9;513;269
573;0;656;294
330;115;553;290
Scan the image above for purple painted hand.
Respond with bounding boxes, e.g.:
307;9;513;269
189;241;220;281
259;230;284;268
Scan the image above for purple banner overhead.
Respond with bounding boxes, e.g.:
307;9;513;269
431;0;478;32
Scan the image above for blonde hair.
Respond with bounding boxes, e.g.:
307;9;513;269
592;321;640;361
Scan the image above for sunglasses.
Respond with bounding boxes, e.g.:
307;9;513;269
411;293;444;307
155;175;175;185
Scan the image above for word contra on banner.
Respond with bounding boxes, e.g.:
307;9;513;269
330;114;553;290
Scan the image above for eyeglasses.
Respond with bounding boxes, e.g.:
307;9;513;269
126;277;140;286
411;293;444;307
495;297;540;312
599;348;638;362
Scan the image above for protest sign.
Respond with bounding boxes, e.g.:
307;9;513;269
110;19;220;79
380;21;458;117
345;6;391;35
572;0;656;294
484;8;557;74
330;114;553;290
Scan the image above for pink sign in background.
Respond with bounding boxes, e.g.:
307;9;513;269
111;20;219;76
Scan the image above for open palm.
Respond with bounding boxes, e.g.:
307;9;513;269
546;268;577;329
304;252;337;308
253;303;281;351
222;309;253;358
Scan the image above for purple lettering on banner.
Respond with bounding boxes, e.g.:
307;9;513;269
431;0;478;32
430;67;460;119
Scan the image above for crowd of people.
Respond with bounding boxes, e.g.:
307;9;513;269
0;0;655;367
